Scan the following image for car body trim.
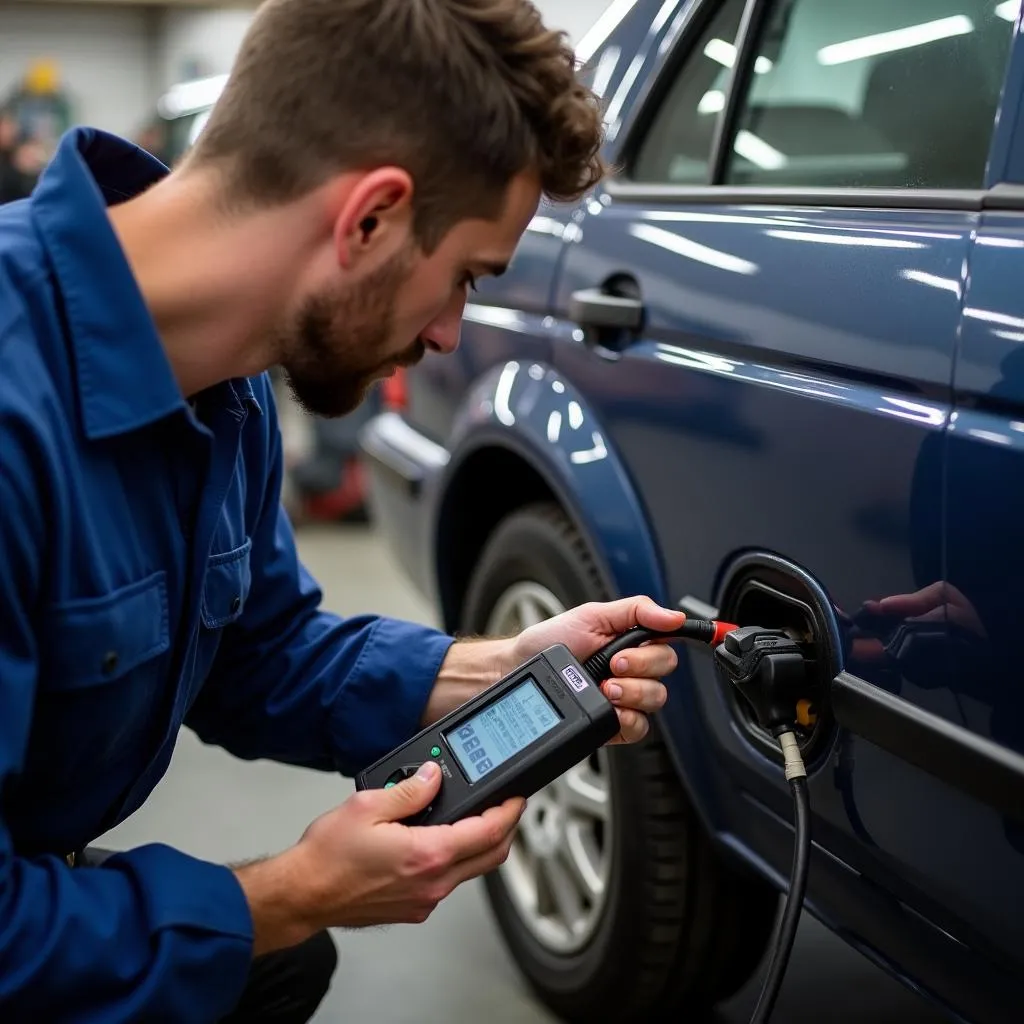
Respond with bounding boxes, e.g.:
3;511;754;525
602;181;988;210
832;671;1024;822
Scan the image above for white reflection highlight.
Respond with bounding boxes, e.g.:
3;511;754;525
704;39;773;73
969;428;1011;445
603;54;645;140
767;230;925;249
547;411;562;444
552;380;566;394
901;269;961;295
964;307;1024;329
817;16;973;66
527;216;565;239
576;0;639;63
464;304;524;327
994;329;1024;342
879;397;946;426
630;223;759;275
698;90;725;115
571;432;609;465
568;401;585;430
494;362;519;426
734;130;787;170
528;363;545;381
995;1;1019;22
977;234;1024;247
591;45;621;98
655;344;739;374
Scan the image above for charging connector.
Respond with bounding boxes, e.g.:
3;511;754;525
713;626;814;1024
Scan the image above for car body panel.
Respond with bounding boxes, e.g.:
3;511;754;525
360;1;1024;1020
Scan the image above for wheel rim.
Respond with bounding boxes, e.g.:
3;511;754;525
485;581;613;955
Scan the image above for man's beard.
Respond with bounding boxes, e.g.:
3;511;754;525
278;247;423;419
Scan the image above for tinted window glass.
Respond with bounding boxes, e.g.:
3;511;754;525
631;0;748;184
725;0;1016;189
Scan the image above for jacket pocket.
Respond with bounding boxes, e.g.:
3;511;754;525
200;538;252;630
31;571;171;778
42;571;170;690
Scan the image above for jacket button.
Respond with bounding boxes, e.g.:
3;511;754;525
102;650;119;675
230;596;241;613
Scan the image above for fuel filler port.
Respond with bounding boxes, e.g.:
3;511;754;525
713;557;838;768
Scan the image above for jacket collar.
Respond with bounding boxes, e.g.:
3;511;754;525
31;127;260;440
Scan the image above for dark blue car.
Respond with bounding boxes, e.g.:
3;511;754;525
360;1;1024;1021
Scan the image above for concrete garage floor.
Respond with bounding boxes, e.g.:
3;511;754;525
102;524;949;1024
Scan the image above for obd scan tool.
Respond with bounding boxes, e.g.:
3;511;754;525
356;618;734;826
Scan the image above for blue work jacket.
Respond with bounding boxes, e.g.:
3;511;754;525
0;127;456;1021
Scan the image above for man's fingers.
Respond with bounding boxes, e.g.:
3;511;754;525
432;797;525;867
371;762;443;823
599;595;685;635
601;677;667;714
876;582;947;618
608;644;677;681
608;707;649;745
439;823;519;893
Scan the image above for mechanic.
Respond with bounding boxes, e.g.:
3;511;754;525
0;1;687;1021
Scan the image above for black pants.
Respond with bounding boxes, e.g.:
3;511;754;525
78;848;337;1023
219;929;338;1024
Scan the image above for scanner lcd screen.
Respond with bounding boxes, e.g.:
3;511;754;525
444;676;560;782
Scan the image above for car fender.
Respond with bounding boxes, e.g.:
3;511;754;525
434;358;669;608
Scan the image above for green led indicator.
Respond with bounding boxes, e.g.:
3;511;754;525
384;780;397;788
430;745;442;758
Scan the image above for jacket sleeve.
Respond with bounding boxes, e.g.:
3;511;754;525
0;455;254;1023
184;381;455;777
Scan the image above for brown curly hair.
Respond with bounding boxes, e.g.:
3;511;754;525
188;0;607;250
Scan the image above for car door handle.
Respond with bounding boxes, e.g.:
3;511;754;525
569;288;644;331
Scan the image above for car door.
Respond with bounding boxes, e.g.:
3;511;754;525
941;26;1024;976
551;0;1020;981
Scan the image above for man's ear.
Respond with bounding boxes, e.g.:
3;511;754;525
332;168;415;270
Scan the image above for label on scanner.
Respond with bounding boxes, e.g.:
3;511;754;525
561;665;590;693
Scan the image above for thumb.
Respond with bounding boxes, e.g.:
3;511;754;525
376;761;443;823
628;596;686;632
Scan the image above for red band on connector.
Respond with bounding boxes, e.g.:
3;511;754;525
712;621;739;645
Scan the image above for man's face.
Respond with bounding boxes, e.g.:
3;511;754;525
278;171;541;418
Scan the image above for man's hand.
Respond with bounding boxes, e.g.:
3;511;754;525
235;762;524;955
509;596;685;745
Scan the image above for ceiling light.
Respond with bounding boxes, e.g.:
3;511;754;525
817;15;973;66
995;1;1019;21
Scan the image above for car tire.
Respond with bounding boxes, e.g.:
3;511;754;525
460;501;780;1022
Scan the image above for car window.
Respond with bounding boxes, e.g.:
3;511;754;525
723;0;1017;189
630;0;748;184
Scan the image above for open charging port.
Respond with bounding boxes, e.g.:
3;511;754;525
715;555;838;768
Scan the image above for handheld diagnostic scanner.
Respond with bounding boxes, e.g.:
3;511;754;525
355;618;735;827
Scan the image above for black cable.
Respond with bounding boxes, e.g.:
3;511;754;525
750;773;811;1024
582;618;730;682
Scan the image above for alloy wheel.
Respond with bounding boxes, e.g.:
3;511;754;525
485;581;613;954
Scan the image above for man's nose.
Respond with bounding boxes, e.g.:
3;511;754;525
422;301;466;355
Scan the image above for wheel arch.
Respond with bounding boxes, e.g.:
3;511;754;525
430;360;669;634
